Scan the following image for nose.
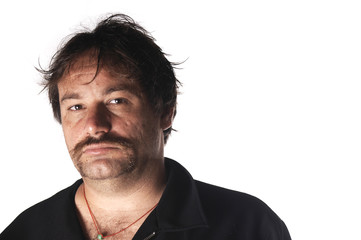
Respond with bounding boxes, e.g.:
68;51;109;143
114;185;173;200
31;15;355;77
85;104;111;137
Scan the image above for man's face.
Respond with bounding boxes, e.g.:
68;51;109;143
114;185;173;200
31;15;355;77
58;62;168;180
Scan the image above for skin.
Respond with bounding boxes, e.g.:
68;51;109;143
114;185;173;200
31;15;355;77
58;59;174;239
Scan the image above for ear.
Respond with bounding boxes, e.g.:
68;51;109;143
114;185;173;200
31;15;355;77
160;107;175;131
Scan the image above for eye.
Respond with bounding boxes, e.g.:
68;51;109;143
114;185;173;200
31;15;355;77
69;104;83;111
109;98;128;104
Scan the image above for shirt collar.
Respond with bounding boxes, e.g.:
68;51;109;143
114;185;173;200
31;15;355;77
155;158;208;231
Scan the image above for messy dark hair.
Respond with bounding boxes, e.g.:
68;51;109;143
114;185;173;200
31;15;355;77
39;14;180;143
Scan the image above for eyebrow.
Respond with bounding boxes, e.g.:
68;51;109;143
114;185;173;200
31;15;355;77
104;84;141;97
60;84;141;103
60;93;80;103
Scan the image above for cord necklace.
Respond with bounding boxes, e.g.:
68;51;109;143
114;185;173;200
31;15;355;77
83;186;158;240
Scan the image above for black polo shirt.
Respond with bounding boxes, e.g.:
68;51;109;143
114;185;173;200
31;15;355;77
0;158;291;240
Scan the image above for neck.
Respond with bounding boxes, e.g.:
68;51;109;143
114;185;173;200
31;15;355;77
79;158;166;212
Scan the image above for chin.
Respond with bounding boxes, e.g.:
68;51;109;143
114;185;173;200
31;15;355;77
76;157;136;180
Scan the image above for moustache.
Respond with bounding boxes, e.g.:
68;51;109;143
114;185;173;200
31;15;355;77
70;134;135;158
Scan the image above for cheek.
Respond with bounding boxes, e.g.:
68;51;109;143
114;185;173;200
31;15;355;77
139;117;163;144
116;117;144;140
113;117;153;144
61;119;81;150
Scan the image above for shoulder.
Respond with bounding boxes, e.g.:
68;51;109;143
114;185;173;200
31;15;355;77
194;180;290;239
0;180;82;240
16;179;81;220
166;158;285;226
195;180;271;211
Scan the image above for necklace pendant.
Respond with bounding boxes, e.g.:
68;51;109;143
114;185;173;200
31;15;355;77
97;234;103;240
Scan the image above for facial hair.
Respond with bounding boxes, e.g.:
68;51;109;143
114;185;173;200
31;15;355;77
69;134;137;179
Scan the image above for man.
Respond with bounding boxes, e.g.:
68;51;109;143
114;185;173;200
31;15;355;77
0;14;291;240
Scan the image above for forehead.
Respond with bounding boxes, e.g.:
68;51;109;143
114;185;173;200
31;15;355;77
57;59;141;95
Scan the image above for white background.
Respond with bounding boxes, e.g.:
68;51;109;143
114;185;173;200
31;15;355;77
1;1;360;239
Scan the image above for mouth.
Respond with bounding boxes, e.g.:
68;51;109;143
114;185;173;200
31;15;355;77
71;135;135;160
82;143;121;155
